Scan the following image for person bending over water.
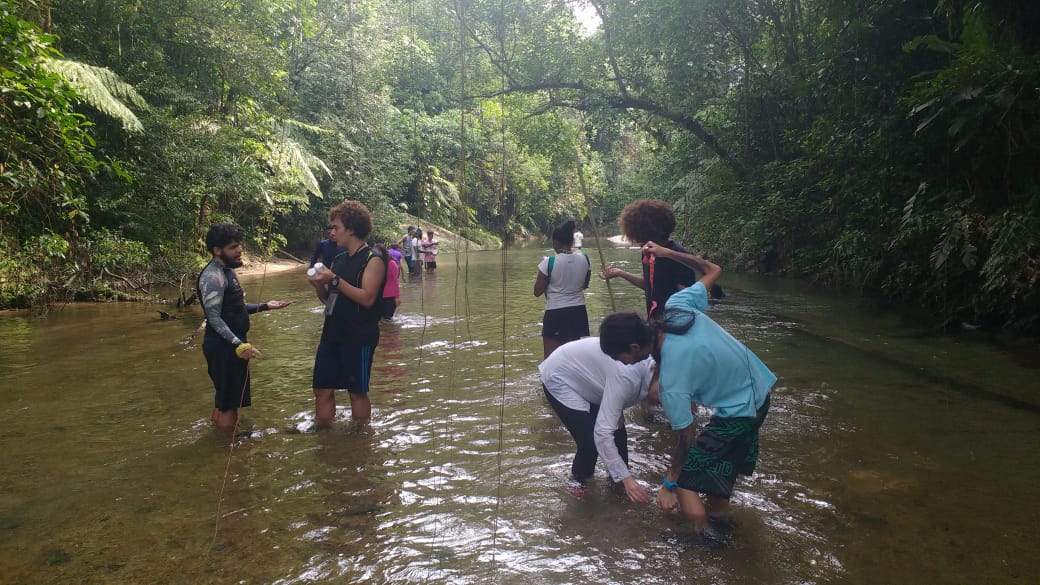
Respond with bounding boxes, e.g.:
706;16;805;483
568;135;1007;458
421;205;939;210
197;223;292;434
600;244;775;543
308;200;387;426
534;219;592;358
539;336;656;502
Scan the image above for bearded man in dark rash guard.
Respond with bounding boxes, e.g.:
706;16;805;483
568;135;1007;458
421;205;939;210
197;223;292;433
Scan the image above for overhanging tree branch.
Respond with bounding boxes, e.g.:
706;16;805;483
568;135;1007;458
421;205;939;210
461;3;747;178
475;81;746;176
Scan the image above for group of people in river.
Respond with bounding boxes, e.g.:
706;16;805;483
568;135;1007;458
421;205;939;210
534;198;775;546
398;224;439;275
199;202;453;435
307;220;443;321
198;201;381;430
197;197;776;547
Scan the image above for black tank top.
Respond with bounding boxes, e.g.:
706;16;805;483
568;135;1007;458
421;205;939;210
642;240;696;320
321;244;386;346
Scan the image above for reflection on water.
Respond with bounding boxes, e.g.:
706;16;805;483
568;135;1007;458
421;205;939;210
0;244;1038;584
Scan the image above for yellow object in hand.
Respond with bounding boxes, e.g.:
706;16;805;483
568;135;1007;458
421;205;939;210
235;343;253;358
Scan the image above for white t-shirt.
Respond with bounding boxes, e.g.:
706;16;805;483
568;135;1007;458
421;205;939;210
411;237;421;261
537;251;590;310
539;337;655;482
573;230;584;248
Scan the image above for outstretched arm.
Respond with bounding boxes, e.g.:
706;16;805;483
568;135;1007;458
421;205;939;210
642;241;722;293
600;264;645;289
595;373;651;504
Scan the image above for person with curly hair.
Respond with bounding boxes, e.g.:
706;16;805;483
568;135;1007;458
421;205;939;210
601;198;721;320
307;200;387;426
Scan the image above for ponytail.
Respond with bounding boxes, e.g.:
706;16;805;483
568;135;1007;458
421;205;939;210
660;306;696;335
551;220;576;248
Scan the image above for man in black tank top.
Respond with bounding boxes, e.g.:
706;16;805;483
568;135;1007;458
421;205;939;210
307;201;386;427
197;223;292;433
599;199;722;321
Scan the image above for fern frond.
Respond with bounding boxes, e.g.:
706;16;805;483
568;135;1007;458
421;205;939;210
277;118;331;137
40;58;147;133
267;137;333;198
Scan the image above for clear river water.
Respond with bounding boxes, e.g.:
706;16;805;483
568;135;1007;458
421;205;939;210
1;242;1037;584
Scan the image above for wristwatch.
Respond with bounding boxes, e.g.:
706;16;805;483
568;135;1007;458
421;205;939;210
330;276;339;288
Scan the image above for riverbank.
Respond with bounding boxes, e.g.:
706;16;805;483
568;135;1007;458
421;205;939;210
236;256;306;279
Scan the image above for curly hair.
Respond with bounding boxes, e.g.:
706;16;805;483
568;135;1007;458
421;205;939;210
204;223;243;251
329;200;373;239
618;198;675;244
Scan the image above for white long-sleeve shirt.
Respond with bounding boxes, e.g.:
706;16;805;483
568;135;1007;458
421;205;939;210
539;337;655;482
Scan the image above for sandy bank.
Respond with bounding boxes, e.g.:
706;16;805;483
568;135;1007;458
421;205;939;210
235;257;306;279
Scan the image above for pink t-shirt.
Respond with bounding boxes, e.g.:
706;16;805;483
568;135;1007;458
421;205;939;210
422;239;438;262
383;256;400;299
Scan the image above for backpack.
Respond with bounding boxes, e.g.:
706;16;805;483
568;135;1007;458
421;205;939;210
546;252;591;298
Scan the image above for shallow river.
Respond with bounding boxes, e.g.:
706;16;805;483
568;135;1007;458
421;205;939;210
1;242;1037;584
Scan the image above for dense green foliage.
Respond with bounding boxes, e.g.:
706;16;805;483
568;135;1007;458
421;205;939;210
464;0;1040;332
2;0;1038;333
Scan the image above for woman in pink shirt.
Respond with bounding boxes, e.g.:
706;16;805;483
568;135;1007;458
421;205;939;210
374;244;401;319
421;230;439;271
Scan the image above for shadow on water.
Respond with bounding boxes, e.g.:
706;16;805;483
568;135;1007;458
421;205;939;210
0;244;1038;584
781;323;1040;413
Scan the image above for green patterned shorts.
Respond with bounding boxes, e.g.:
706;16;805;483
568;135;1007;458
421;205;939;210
678;394;770;498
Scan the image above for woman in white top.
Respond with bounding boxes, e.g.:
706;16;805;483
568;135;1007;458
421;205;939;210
534;220;592;358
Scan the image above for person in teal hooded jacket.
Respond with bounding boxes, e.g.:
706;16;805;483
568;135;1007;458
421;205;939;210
600;242;775;544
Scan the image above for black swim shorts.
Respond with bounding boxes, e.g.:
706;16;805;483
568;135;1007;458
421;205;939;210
203;335;251;411
541;305;590;342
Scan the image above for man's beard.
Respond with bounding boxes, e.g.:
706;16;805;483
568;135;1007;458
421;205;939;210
219;251;243;268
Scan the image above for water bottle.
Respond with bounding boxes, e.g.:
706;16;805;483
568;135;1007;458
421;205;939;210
307;262;324;277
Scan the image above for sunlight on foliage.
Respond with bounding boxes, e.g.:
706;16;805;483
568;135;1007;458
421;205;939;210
39;58;147;132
